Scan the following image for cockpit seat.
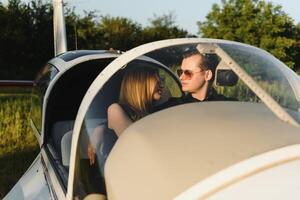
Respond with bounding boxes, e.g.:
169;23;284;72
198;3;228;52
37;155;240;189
51;120;75;160
60;118;108;168
61;130;72;168
155;82;172;106
83;193;107;200
216;69;238;86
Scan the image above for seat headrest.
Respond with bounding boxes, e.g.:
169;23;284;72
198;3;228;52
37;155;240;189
216;69;238;86
154;85;171;106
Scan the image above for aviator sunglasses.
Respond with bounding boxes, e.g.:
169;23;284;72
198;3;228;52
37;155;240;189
177;69;204;79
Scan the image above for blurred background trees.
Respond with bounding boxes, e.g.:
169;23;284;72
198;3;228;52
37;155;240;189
0;0;189;80
0;0;299;80
198;0;300;72
0;0;53;79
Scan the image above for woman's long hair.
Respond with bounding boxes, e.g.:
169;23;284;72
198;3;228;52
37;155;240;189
119;66;159;121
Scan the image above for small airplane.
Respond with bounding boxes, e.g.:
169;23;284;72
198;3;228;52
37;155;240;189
4;1;300;200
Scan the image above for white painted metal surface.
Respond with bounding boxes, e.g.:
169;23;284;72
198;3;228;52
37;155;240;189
6;38;300;199
105;101;300;200
66;38;300;199
4;154;52;200
30;119;42;146
41;148;66;199
40;53;118;146
53;0;67;56
208;159;300;200
5;52;118;200
174;144;300;200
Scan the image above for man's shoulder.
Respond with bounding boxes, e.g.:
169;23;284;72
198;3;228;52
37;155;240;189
208;88;237;101
182;93;200;103
211;93;237;101
155;97;184;111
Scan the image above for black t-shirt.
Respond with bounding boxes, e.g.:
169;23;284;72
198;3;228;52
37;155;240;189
183;88;232;102
119;103;140;122
156;88;234;111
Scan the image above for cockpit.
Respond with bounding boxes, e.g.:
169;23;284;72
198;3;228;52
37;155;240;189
30;40;300;200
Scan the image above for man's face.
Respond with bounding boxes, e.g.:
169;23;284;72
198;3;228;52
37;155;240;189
179;54;206;93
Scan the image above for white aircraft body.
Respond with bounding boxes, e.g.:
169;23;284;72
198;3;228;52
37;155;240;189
4;38;300;200
4;1;300;200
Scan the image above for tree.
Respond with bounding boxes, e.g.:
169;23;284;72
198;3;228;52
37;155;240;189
143;13;189;43
0;0;54;79
0;1;191;79
97;15;143;50
0;0;80;79
198;0;299;70
65;10;101;50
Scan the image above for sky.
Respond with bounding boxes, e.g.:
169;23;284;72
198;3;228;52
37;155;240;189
69;0;300;34
2;0;300;34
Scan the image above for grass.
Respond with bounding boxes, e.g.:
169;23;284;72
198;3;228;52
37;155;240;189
215;79;298;111
0;90;39;199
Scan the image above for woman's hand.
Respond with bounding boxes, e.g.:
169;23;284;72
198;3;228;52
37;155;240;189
88;144;96;165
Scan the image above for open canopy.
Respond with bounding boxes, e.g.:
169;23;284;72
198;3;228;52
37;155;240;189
67;38;300;200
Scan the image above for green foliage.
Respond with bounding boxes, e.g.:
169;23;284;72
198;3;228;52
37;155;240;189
72;12;189;50
66;10;102;50
215;80;259;102
0;92;38;198
0;93;38;156
1;0;299;78
0;0;54;79
215;79;297;109
98;16;143;50
0;1;189;79
143;13;189;42
198;0;300;71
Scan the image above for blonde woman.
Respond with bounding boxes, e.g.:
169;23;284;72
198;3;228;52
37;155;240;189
88;66;164;166
108;66;163;136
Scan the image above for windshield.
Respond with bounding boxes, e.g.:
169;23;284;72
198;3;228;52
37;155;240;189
142;41;300;124
70;38;300;199
219;43;299;111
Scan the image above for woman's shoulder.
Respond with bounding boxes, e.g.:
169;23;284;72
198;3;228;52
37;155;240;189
108;103;124;114
108;103;136;122
107;103;132;135
108;103;122;110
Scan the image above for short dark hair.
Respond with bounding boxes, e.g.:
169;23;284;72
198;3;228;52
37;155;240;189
183;51;219;82
182;51;210;70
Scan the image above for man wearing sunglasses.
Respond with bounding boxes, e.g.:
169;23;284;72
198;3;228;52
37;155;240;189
178;52;214;102
177;51;226;103
156;51;227;110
